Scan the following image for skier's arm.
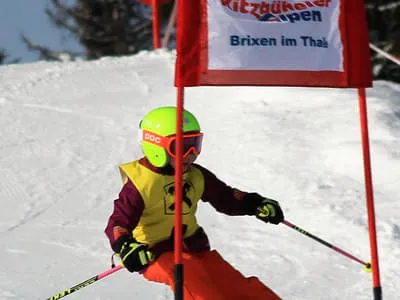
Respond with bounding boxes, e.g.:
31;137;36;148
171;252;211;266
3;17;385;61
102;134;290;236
104;180;144;252
195;164;284;223
194;164;263;216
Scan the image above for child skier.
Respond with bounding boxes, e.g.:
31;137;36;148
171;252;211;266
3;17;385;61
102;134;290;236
105;106;284;299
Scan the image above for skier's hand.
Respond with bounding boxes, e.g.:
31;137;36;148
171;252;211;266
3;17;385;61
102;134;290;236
116;236;152;272
255;197;284;225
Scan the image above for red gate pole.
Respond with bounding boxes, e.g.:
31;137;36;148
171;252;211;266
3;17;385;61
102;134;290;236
151;0;161;49
174;86;184;300
357;87;382;300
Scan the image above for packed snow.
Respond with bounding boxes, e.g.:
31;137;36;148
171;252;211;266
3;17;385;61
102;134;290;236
0;50;399;299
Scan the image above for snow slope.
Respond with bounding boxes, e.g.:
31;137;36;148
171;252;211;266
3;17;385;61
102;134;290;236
0;50;399;299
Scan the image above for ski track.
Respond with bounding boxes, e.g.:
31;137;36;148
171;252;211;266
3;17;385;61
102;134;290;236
0;62;129;241
0;168;33;234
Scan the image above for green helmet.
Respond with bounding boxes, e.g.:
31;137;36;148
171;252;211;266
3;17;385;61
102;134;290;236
139;106;201;167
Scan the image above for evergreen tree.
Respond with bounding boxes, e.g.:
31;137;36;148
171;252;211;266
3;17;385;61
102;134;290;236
0;49;20;65
22;0;175;61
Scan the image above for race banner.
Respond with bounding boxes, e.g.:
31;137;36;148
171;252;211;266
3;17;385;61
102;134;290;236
174;0;372;87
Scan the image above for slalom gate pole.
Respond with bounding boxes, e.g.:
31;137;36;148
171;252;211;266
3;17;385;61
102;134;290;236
45;265;123;300
283;220;371;271
173;87;185;300
151;0;161;49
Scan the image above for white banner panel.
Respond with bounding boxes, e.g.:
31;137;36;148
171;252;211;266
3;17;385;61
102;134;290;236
207;0;343;71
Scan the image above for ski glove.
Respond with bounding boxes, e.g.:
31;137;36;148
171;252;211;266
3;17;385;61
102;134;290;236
253;195;284;225
116;236;152;272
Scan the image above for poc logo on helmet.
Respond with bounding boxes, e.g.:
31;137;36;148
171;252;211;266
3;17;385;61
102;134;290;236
144;132;161;144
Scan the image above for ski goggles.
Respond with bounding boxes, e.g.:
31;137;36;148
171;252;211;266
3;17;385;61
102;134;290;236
142;130;203;158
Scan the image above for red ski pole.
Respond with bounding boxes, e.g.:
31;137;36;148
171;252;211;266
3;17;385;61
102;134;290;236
283;220;371;271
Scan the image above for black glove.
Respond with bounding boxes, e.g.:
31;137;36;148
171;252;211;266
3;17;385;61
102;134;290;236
116;236;152;272
256;197;284;224
244;192;284;224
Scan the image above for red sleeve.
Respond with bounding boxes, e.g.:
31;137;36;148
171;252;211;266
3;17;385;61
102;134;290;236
104;180;144;252
193;164;260;216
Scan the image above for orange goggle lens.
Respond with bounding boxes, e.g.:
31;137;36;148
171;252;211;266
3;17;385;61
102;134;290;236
143;130;203;158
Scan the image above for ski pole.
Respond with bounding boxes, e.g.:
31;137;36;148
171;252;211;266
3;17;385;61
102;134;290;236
46;265;123;300
282;220;371;272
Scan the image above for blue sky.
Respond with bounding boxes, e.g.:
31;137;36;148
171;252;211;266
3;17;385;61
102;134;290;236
0;0;82;63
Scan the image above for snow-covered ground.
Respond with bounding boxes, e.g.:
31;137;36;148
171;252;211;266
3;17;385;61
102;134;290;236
0;50;399;299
